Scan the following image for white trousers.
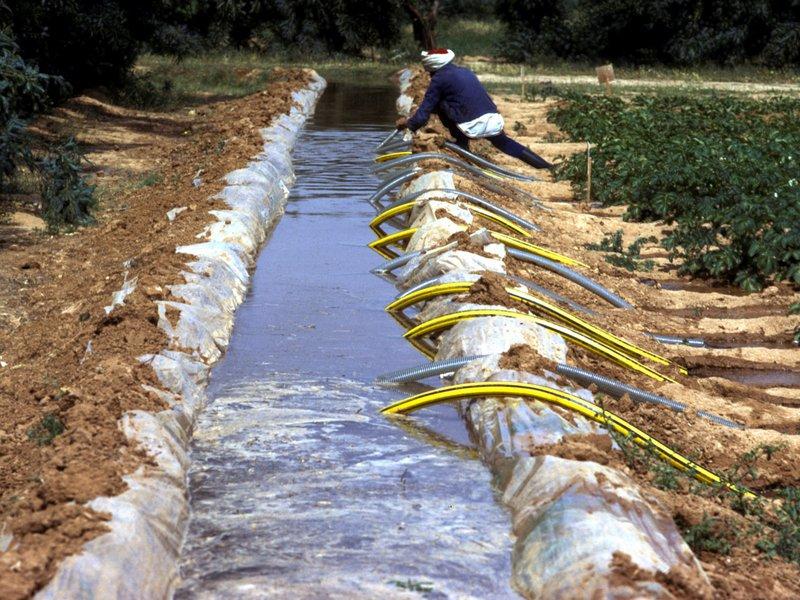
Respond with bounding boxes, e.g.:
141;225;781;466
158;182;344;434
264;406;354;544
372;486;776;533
456;112;505;139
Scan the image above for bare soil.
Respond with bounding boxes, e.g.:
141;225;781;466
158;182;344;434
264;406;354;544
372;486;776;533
0;68;314;599
402;67;800;598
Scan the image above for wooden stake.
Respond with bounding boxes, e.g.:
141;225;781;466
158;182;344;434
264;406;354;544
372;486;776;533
520;65;526;99
586;142;592;203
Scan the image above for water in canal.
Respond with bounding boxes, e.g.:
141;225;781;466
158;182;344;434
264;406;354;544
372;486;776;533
176;82;516;599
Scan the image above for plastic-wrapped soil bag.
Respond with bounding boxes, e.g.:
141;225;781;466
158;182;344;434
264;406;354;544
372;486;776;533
36;72;327;600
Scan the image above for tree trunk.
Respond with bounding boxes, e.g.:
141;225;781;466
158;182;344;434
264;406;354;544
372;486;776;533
402;0;439;50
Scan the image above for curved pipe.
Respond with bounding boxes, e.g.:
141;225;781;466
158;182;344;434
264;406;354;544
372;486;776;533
376;128;401;151
647;333;706;348
380;381;753;497
506;274;597;316
376;355;488;383
443;141;538;182
368;228;418;259
371;250;422;277
554;363;743;430
507;247;633;309
375;150;412;163
376;355;741;431
378;140;412;154
370;199;533;239
385;187;541;231
491;231;588;268
404;308;676;383
367;170;419;208
372;152;530;190
387;281;676;369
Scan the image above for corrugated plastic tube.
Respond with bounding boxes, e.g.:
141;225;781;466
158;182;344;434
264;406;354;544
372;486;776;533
506;274;597;316
507;247;633;309
367;170;419;208
376;357;743;430
443;141;538;182
393;273;595;319
376;129;401;151
379;141;412;154
371;250;422;276
554;363;744;429
387;187;541;231
648;333;706;348
376;355;488;383
373;153;535;193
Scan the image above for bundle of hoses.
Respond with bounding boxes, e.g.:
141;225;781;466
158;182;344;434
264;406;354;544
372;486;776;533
368;141;746;486
364;81;758;594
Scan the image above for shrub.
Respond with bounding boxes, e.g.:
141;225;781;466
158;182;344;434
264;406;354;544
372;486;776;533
495;0;800;66
0;31;53;189
38;138;96;232
550;92;800;290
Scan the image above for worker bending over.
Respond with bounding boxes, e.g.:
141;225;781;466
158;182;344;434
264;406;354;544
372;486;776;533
396;48;553;170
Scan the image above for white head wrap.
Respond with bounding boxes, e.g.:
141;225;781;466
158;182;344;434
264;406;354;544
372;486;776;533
421;49;455;72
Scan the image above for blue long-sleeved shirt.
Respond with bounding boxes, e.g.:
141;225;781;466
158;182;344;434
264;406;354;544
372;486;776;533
407;63;499;132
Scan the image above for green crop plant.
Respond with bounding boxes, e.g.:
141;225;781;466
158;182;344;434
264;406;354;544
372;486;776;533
550;92;800;291
586;230;656;272
680;514;733;556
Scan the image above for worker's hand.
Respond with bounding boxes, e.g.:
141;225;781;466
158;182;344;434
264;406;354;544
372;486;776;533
395;117;408;130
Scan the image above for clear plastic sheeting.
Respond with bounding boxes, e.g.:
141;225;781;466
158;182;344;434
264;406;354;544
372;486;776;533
104;272;138;315
406;217;464;253
397;249;506;290
35;72;327;600
504;455;701;599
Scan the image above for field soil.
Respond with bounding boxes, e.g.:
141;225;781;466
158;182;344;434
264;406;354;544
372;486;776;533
404;67;800;598
0;67;314;599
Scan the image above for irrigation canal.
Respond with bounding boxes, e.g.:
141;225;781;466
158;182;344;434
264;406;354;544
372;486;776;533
176;82;517;598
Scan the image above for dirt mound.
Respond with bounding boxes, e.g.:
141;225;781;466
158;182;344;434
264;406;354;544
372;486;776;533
0;69;314;599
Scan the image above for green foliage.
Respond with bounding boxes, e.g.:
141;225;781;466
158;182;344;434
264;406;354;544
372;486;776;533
0;31;53;190
586;230;657;272
766;488;800;564
110;74;177;110
38;138;96;232
495;0;800;67
550;92;800;290
27;414;66;446
681;514;733;555
262;0;402;56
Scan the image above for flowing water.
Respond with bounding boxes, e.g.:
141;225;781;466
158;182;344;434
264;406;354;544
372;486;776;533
176;83;517;599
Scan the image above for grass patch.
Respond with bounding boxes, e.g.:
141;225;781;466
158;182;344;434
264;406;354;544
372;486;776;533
136;51;400;109
466;56;800;86
135;171;163;189
607;426;800;564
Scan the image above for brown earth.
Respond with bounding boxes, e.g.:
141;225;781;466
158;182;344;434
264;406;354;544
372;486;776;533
0;67;314;599
401;66;800;597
